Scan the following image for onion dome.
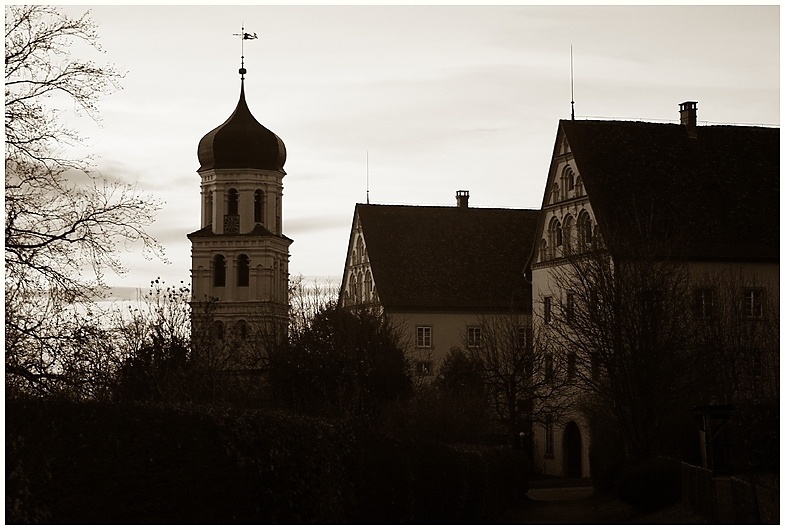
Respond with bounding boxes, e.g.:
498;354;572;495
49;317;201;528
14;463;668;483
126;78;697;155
197;80;286;172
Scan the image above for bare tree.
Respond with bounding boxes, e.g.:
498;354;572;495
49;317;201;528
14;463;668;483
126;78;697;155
5;6;163;397
541;237;700;460
464;312;574;446
691;266;779;404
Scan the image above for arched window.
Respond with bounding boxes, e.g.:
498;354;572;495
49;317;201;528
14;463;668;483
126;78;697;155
205;192;213;227
275;195;281;234
578;211;593;250
548;217;563;256
563;215;574;254
364;271;372;302
563;166;575;192
348;273;356;302
213;254;226;287
551;182;560;204
212;320;225;341
540;239;548;262
575;175;584;196
352;274;360;304
237;254;250;287
554;220;563;247
254;190;264;224
358;236;365;260
236;319;248;339
227;188;239;216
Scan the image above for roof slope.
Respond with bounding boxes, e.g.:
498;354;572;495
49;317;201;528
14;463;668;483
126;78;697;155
560;120;779;261
356;204;540;312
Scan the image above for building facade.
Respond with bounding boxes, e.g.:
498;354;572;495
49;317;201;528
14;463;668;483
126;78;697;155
339;192;540;377
529;102;779;477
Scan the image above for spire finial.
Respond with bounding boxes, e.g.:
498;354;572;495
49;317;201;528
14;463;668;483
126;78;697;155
233;24;258;80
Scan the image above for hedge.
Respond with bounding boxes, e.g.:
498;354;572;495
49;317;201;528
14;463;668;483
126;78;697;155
6;399;524;524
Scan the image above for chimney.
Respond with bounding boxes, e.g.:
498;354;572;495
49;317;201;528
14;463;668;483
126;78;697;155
679;101;698;139
456;190;469;208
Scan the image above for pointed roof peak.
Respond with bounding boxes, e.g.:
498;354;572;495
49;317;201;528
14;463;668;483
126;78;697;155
196;77;286;173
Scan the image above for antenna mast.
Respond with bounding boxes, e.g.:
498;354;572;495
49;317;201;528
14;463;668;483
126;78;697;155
366;151;370;204
570;45;575;121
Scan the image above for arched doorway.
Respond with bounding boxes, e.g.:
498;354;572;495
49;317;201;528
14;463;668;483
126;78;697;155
563;421;582;478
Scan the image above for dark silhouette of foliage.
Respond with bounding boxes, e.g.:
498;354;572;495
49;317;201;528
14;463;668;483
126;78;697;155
268;305;412;418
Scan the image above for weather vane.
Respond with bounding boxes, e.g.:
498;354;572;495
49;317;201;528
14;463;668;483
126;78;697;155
232;25;258;79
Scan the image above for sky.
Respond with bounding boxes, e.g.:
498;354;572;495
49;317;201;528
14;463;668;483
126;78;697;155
51;4;780;298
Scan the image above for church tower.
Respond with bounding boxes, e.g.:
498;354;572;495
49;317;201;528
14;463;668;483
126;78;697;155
187;64;291;350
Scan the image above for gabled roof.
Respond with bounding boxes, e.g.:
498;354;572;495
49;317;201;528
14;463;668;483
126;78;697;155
353;204;540;312
559;120;779;262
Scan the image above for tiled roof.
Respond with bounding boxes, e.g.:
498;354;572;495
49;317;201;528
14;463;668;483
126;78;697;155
560;120;779;261
355;204;540;311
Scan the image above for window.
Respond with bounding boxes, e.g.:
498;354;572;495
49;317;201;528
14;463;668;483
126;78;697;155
564;166;575;191
467;326;482;348
567;352;576;382
563;216;574;254
544;353;554;383
213;254;226;287
545;414;554;458
577;211;593;250
275;196;281;234
347;273;356;303
205;192;213;226
254;190;264;224
551;183;560;204
235;319;248;339
590;350;600;381
227;188;239;216
566;292;575;324
237;254;250;287
693;288;714;319
415;361;433;375
364;271;372;302
212;320;224;341
517;327;527;352
544;296;553;324
416;326;432;348
744;289;763;318
540;239;548;262
555;220;563;247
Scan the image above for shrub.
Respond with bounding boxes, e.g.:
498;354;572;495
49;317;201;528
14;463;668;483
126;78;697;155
616;457;681;512
267;306;412;418
6;399;525;524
